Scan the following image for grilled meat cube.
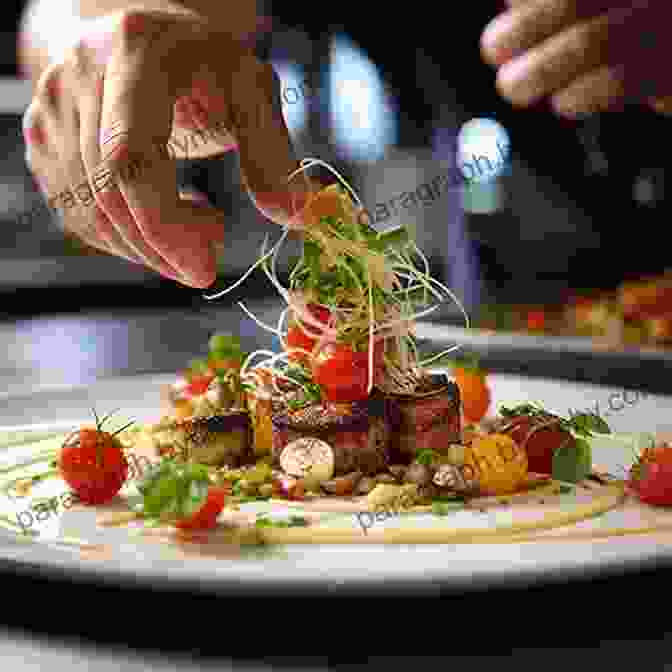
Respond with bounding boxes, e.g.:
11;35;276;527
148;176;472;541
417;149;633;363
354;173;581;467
387;376;461;464
271;395;392;476
171;413;252;466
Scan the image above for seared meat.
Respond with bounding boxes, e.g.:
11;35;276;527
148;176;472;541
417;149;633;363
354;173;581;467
387;376;461;463
271;395;393;476
164;413;252;467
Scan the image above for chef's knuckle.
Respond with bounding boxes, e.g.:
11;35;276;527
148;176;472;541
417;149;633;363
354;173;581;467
115;9;166;52
35;64;63;109
65;41;96;82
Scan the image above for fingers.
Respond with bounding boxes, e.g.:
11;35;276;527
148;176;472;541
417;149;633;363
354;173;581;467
98;11;228;288
494;9;614;107
484;0;672;109
65;41;186;279
481;0;622;67
551;65;627;117
99;11;304;289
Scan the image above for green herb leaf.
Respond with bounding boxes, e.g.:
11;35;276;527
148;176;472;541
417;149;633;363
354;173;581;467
208;333;244;359
134;458;212;521
567;411;611;436
415;449;439;465
254;514;309;528
552;437;592;484
431;502;453;516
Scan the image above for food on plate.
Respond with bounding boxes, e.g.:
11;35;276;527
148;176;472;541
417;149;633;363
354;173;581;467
452;360;491;423
386;373;461;463
463;433;528;496
628;440;672;506
271;396;391;476
130;165;614;512
131;459;229;529
476;270;672;348
150;413;251;467
28;159;669;549
279;437;335;487
164;332;247;419
494;402;609;477
619;271;672;319
58;411;133;505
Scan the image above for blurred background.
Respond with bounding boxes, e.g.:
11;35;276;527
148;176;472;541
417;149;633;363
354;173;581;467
1;0;672;368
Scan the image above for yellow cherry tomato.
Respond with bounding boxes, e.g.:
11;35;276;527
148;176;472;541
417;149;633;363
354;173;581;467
464;433;528;496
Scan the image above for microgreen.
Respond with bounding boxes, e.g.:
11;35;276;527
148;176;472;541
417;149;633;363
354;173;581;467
499;402;611;437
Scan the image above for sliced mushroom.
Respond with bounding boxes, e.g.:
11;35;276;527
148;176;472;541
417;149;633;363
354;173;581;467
405;462;433;486
279;437;335;487
355;476;377;495
375;473;398;485
388;465;408;482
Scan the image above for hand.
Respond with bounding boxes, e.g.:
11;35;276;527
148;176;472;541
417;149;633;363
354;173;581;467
23;8;309;288
480;0;672;118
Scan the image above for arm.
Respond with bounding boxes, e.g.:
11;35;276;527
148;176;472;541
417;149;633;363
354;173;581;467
18;0;258;86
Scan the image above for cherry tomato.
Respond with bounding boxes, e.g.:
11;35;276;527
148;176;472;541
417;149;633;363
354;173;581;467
313;342;384;402
285;304;331;363
173;486;228;530
501;416;571;475
629;444;672;506
526;309;546;332
59;428;129;504
184;374;215;397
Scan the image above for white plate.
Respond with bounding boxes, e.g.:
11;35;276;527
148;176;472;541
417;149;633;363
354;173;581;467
0;372;671;596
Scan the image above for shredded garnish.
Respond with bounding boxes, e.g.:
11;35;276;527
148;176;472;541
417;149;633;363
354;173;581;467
204;158;468;399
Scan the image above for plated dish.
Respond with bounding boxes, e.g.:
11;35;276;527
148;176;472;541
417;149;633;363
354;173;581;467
1;161;671;562
477;270;672;349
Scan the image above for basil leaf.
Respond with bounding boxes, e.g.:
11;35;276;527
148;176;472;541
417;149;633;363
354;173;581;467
568;412;611;436
552;437;592;484
142;474;181;517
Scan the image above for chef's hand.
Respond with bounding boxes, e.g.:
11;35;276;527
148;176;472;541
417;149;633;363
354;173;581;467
23;8;307;288
480;0;672;117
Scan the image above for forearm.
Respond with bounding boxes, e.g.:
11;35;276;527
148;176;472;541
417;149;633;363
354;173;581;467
18;0;258;86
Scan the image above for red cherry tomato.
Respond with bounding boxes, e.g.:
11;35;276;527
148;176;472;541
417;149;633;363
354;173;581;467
502;416;571;475
285;305;331;363
59;428;129;505
629;445;672;506
184;374;215;397
313;342;384;402
526;309;546;332
173;486;228;530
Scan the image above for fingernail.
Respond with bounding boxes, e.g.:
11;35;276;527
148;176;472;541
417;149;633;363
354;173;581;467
179;189;212;207
481;13;516;55
497;56;539;105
